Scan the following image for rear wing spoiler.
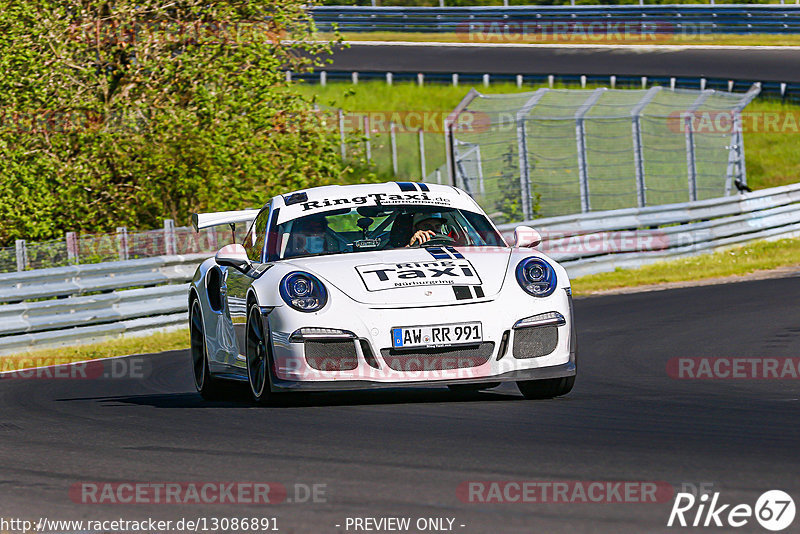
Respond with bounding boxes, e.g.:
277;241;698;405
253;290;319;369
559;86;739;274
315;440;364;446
191;209;260;232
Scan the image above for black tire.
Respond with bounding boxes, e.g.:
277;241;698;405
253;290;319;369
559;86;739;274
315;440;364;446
190;298;227;401
246;303;273;404
448;382;501;392
516;375;575;400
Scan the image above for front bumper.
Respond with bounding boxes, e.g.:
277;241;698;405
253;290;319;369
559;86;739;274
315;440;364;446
266;287;576;390
270;356;576;392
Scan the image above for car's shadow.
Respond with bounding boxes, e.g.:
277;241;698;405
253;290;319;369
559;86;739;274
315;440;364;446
57;384;525;409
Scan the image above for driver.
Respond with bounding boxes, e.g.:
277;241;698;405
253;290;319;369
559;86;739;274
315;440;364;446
408;216;450;246
291;216;332;255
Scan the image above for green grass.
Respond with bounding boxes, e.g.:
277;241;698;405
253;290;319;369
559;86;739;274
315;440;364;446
294;80;800;199
737;99;800;191
0;329;189;372
326;32;800;47
571;236;800;295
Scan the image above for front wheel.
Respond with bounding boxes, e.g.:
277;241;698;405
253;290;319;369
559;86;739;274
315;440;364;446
190;299;227;401
516;376;575;400
246;303;273;404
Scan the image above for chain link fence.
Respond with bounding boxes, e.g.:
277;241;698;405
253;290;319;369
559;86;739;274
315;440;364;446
4;223;249;274
314;96;447;182
442;85;760;221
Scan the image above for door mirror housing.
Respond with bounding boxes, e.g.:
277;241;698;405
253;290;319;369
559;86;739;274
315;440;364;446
215;244;252;273
513;226;542;248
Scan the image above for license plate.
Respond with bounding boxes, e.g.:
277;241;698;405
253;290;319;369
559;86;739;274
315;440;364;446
391;322;482;349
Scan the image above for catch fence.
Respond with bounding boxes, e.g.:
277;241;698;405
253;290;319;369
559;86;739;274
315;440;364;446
443;84;760;221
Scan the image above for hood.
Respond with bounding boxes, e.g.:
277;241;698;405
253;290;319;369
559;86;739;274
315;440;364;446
283;247;512;307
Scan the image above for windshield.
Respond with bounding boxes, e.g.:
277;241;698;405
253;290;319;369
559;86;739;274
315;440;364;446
270;205;505;260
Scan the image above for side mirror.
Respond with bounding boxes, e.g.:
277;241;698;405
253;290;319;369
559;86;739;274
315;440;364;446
513;226;542;248
215;244;251;273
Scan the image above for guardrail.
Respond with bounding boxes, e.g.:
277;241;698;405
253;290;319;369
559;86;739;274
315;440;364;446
0;255;204;355
312;5;800;34
3;183;800;354
497;182;800;278
299;71;800;103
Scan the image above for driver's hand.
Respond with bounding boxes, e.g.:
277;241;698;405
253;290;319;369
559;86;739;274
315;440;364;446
409;230;436;246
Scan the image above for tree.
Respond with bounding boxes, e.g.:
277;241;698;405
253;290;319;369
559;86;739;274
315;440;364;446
0;1;363;245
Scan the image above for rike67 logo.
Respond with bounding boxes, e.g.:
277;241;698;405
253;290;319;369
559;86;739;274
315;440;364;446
668;490;795;531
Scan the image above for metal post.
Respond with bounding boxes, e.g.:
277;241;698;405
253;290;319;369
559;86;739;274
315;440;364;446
444;88;480;186
66;232;79;264
516;88;549;221
116;227;129;261
575;88;606;213
338;109;346;161
684;90;713;202
363;115;371;162
390;122;398;176
724;83;761;193
15;239;27;272
685;117;698;202
164;219;176;256
475;145;485;196
631;86;662;207
725;113;740;196
418;128;426;179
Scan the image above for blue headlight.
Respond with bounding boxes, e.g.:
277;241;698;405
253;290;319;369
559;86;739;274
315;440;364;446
280;272;328;312
516;257;557;297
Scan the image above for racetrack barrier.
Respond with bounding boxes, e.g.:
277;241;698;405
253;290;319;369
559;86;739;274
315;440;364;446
497;181;800;278
0;255;204;355
311;5;800;35
3;183;800;353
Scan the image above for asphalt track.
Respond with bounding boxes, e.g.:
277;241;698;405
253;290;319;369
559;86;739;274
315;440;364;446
328;43;800;83
2;276;799;533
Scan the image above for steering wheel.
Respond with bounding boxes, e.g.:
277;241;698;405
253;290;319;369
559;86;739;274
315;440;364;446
411;234;456;247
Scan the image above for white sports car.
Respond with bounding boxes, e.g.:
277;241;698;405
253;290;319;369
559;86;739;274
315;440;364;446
189;182;576;403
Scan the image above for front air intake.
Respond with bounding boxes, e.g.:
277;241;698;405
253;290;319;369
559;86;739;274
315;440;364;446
512;327;558;359
304;340;359;371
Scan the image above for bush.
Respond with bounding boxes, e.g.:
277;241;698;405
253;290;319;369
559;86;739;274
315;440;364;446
0;0;374;246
